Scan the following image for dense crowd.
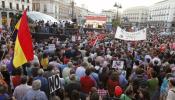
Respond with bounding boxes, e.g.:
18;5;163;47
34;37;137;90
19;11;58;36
0;27;175;100
29;20;76;34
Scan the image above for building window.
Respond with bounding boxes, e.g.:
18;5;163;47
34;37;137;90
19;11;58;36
1;12;7;26
27;0;30;3
16;4;19;10
9;12;14;18
2;1;5;8
33;3;40;11
22;5;24;10
10;2;12;9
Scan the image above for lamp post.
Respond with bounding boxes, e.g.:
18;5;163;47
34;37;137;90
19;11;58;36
71;0;75;20
114;2;122;22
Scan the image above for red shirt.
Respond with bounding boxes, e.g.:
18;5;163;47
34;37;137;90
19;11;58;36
12;75;21;88
80;76;95;94
63;57;70;64
107;79;120;96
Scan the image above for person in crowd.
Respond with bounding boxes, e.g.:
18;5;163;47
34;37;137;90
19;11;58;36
98;67;109;89
120;85;133;100
80;68;95;96
118;70;128;88
107;71;120;97
49;56;61;71
65;74;81;98
23;80;48;100
131;68;148;97
0;84;10;100
41;53;49;71
97;82;108;99
166;78;175;100
147;70;159;99
62;62;73;79
0;65;10;90
76;62;88;80
86;91;102;100
43;64;54;78
64;69;78;85
11;68;22;89
33;68;48;95
114;86;123;98
160;73;173;100
13;76;31;100
138;88;150;100
70;90;81;100
90;67;99;87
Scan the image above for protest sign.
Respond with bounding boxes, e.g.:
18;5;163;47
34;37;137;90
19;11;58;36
72;35;76;42
48;74;60;94
112;61;124;69
48;44;56;51
115;27;146;41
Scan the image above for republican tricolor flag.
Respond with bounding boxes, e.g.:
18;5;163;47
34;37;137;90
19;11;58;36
13;10;34;68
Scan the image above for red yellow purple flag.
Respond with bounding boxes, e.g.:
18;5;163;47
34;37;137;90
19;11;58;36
13;10;34;68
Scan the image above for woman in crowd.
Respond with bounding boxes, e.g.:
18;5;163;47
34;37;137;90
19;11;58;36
107;71;120;97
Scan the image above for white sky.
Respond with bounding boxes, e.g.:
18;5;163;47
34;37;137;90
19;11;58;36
74;0;163;13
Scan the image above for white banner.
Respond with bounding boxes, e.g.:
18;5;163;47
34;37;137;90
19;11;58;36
115;27;146;41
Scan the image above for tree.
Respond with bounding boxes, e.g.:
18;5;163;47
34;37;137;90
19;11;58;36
112;18;121;28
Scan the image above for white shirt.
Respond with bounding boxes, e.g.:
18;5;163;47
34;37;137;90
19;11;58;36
13;84;31;100
30;55;40;65
167;88;175;100
62;67;72;79
75;66;86;80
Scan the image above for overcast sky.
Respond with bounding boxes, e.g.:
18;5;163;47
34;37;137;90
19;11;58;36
74;0;163;13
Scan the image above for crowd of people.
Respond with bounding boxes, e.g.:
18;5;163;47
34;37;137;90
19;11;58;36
0;27;175;100
29;20;77;35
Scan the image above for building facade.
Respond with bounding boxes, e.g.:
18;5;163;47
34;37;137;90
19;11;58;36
84;15;107;28
32;0;60;20
73;6;94;25
101;10;117;23
33;0;73;20
0;0;32;28
58;0;71;20
122;6;149;28
148;0;175;32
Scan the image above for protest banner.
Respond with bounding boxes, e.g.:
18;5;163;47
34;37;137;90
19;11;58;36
115;27;146;41
112;61;124;69
48;74;60;94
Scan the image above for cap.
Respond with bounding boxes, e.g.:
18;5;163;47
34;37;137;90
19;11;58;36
115;86;123;97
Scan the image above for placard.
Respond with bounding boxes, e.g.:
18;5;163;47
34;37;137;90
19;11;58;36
48;74;60;94
112;61;124;69
48;44;56;51
72;35;76;42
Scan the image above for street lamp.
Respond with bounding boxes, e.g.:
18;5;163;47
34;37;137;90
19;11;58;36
114;2;122;21
71;0;75;20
